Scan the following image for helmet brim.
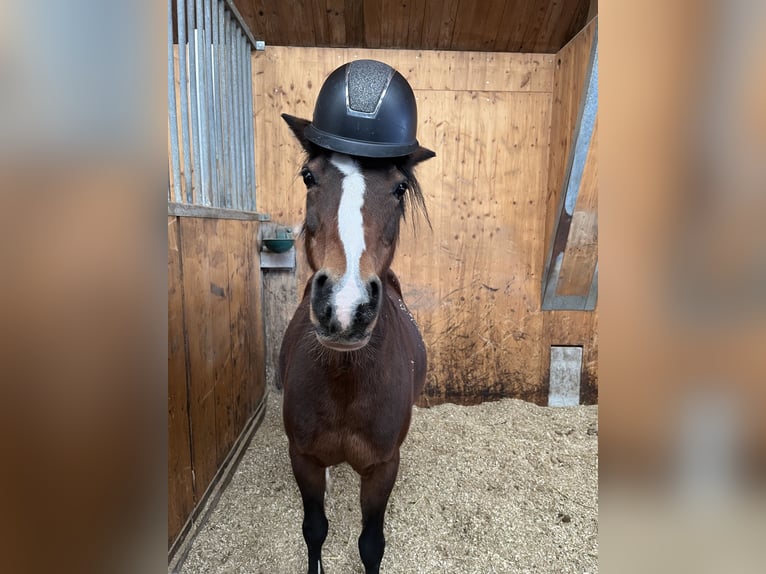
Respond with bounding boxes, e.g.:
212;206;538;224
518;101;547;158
304;124;419;158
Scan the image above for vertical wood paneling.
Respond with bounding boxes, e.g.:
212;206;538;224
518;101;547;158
449;0;506;52
167;216;194;547
310;0;330;46
343;0;365;47
243;221;267;415
168;215;267;546
219;220;245;454
362;0;382;47
325;0;347;45
179;217;229;495
420;0;459;50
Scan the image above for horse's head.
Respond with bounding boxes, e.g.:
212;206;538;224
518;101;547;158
283;114;434;351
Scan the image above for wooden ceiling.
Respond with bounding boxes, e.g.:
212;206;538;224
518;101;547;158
234;0;594;54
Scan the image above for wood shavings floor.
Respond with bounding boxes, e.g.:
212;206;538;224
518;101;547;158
178;390;598;574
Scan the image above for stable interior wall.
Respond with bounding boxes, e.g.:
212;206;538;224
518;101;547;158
542;21;598;403
254;21;597;405
168;215;267;547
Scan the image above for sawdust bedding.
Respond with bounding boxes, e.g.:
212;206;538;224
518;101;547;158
179;389;598;574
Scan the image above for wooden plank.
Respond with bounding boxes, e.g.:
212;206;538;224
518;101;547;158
521;0;577;52
448;0;479;50
167;216;195;547
168;202;268;220
202;219;235;463
420;0;459;50
309;0;330;46
276;0;316;46
343;0;365;47
226;220;261;427
448;0;506;52
557;116;598;296
244;220;267;413
254;46;554;97
238;0;274;44
496;0;541;53
384;0;413;49
325;0;346;45
179;217;232;497
362;0;382;48
220;218;265;437
405;0;427;48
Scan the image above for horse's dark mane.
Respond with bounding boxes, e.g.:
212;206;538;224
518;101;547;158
390;157;431;230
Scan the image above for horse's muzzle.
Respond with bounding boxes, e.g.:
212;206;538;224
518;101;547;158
310;271;382;351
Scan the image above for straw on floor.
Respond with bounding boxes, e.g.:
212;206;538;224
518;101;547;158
179;390;598;574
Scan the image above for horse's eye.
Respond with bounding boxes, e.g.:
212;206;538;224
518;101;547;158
301;168;316;188
393;182;408;200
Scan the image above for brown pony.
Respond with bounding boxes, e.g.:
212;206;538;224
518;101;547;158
279;114;434;574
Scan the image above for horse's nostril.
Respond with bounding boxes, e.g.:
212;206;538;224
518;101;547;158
315;273;328;289
323;305;333;321
369;278;381;302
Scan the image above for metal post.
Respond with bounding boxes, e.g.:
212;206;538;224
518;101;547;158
230;19;242;209
169;0;256;211
219;4;231;208
237;31;250;209
203;0;218;206
168;0;182;202
225;11;236;209
187;0;201;204
210;0;222;207
241;33;253;211
195;0;210;205
177;0;192;203
245;44;255;211
236;33;245;210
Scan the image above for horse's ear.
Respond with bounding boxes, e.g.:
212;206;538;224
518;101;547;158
281;114;316;155
406;146;436;168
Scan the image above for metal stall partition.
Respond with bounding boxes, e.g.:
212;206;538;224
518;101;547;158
168;0;258;211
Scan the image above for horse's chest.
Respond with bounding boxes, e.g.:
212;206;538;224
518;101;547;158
299;401;406;470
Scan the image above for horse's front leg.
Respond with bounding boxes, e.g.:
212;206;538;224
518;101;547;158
358;450;400;574
289;446;328;574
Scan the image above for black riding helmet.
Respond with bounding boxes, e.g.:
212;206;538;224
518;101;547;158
303;60;420;158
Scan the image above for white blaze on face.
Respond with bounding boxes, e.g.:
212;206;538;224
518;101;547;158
329;153;367;330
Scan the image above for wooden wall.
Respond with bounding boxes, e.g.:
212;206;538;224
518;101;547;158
167;215;266;547
542;20;598;403
253;25;597;405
